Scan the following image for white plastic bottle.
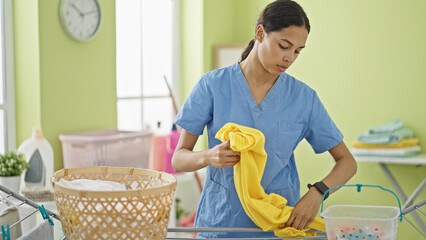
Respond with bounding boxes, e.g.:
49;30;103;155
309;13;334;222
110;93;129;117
17;127;54;189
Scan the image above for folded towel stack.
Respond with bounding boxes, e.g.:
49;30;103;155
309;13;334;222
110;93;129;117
352;120;421;157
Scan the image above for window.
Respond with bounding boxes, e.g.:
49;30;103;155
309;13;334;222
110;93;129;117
116;0;180;133
0;0;16;152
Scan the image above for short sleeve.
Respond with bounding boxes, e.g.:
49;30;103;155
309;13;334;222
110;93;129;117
174;76;213;135
305;91;343;154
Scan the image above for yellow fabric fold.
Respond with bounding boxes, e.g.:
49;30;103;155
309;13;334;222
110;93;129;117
215;123;325;238
351;138;419;149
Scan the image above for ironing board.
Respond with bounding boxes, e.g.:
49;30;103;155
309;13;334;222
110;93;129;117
355;153;426;234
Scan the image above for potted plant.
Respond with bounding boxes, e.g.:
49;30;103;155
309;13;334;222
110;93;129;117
0;150;29;193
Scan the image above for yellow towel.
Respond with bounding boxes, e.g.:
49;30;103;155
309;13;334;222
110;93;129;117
351;138;419;149
216;123;326;237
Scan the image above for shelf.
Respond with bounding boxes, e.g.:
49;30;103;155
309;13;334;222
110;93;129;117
354;153;426;165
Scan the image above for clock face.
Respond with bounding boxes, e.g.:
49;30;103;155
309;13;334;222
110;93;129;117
59;0;102;41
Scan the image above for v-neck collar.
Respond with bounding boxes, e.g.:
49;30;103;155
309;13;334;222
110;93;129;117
234;63;283;118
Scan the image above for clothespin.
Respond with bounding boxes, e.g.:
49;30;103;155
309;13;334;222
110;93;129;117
38;205;54;226
1;224;10;240
356;183;362;192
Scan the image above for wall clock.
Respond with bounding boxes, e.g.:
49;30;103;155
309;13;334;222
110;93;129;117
59;0;102;41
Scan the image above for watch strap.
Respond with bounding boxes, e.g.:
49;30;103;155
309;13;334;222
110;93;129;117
307;181;330;200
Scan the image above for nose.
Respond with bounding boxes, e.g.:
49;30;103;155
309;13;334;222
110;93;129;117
283;52;297;63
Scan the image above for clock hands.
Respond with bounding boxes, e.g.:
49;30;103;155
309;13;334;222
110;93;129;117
83;9;97;16
71;3;97;18
71;3;84;17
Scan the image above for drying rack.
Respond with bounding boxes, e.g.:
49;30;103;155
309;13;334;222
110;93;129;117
0;183;326;240
0;184;65;240
0;184;424;240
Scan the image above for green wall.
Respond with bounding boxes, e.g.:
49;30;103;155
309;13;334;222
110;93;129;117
13;0;41;146
181;0;426;239
291;1;426;239
13;0;117;171
181;0;203;99
180;0;205;150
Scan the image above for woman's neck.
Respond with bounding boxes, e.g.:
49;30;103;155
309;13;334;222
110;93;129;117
239;45;281;106
239;47;279;86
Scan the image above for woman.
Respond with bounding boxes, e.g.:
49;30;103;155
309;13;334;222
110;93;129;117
172;0;357;238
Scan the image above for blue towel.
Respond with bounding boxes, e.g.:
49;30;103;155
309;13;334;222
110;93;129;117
368;119;403;134
357;127;414;144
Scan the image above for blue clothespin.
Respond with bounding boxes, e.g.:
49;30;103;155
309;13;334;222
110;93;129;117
356;183;362;192
38;205;54;226
1;224;10;240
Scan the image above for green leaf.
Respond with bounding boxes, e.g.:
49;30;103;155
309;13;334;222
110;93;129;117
0;150;29;176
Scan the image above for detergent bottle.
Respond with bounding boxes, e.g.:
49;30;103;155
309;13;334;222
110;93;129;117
163;124;180;174
17;127;54;189
149;121;166;171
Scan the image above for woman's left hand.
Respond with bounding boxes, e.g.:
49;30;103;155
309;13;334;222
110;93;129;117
284;187;323;230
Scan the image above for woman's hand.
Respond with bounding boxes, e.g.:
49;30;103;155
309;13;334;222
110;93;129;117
284;187;323;230
205;140;240;168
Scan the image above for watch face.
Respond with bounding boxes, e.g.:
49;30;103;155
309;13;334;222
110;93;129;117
60;0;102;41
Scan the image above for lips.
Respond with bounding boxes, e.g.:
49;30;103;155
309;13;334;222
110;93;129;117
277;65;287;72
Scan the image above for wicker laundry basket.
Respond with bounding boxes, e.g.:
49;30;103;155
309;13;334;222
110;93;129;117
52;167;176;240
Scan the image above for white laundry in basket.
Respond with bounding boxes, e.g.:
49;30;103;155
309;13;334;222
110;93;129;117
57;179;127;191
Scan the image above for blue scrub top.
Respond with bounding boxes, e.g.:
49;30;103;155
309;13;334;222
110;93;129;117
174;63;343;238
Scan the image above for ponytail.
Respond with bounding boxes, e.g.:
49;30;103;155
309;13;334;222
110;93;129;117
240;39;255;62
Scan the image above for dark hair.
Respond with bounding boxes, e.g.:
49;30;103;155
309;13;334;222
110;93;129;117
240;0;310;61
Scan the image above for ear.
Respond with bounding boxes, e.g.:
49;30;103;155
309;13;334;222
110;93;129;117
256;24;265;43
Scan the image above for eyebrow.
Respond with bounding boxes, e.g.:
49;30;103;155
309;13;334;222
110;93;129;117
281;39;305;49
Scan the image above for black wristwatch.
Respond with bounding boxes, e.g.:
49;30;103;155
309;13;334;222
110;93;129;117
307;181;329;200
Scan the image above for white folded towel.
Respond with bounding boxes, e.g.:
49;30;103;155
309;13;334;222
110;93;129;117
17;219;53;240
351;145;421;156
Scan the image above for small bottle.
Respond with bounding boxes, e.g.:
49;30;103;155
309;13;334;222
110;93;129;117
17;127;54;189
163;124;181;174
149;121;166;171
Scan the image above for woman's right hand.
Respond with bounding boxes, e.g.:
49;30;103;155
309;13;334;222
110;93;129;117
205;140;240;168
